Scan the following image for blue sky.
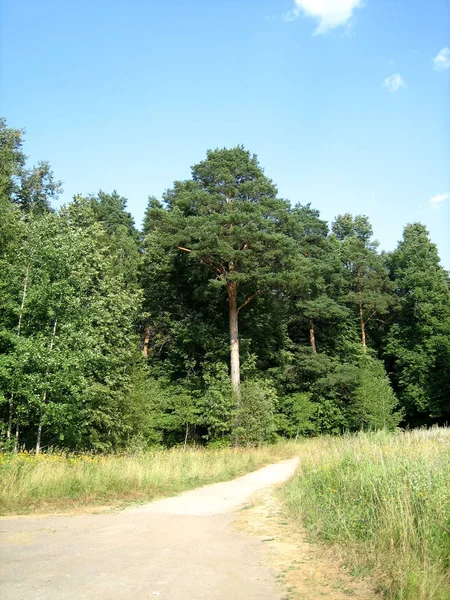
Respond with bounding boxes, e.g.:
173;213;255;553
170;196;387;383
1;0;449;267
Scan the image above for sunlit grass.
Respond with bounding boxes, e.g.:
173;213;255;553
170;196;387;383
283;428;450;600
0;441;298;515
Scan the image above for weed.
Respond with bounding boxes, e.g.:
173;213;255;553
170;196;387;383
283;428;450;600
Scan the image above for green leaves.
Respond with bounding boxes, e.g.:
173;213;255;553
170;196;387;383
350;355;402;431
384;224;450;422
1;125;448;450
332;213;393;350
158;147;298;291
142;146;301;410
0;188;142;451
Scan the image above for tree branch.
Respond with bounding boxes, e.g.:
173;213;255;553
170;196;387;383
178;246;227;277
237;289;263;313
363;309;377;326
177;245;229;280
201;255;226;275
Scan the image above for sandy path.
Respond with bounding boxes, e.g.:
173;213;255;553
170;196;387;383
0;458;299;600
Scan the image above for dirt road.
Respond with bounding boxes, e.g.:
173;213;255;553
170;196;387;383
0;458;299;600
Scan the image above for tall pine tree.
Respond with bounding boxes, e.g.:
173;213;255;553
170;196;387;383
385;223;450;424
144;147;299;399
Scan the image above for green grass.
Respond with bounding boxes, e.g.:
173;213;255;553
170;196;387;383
0;441;298;515
283;428;450;600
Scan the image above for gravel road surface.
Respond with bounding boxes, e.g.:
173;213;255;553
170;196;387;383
1;457;299;600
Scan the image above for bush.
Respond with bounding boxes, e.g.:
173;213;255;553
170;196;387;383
275;392;316;438
235;379;276;445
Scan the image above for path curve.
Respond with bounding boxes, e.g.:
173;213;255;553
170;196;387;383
1;457;299;600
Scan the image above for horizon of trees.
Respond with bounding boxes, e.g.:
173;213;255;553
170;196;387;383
1;117;449;452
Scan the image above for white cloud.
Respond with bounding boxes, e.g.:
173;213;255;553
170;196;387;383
433;47;450;71
383;74;406;92
429;192;449;207
286;0;363;34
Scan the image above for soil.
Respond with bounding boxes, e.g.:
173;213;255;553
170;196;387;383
237;487;379;600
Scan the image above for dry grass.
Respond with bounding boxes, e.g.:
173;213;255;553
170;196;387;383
284;428;450;600
0;442;298;515
237;486;379;600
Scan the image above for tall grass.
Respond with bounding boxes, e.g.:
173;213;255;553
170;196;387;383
284;428;450;600
0;442;297;515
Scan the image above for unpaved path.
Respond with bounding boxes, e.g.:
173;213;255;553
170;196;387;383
0;458;298;600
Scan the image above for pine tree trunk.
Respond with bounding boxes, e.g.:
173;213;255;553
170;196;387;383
357;268;367;353
227;280;241;398
309;319;317;353
359;300;367;353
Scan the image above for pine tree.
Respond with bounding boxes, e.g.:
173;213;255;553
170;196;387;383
285;205;348;354
385;223;450;423
332;214;392;352
144;147;299;400
89;190;141;286
350;355;402;431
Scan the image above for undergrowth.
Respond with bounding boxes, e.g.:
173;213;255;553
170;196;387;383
0;441;297;514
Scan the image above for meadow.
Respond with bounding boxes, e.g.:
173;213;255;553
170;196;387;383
2;429;449;600
284;428;450;600
0;441;297;515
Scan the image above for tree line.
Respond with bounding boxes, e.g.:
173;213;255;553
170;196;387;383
1;118;449;452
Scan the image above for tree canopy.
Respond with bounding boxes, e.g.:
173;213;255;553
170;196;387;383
1;118;449;452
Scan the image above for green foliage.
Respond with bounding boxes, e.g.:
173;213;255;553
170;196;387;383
312;362;360;433
284;429;450;600
235;379;277;445
1;118;448;451
350;356;402;431
0;118;26;200
332;213;393;350
14;161;62;215
275;392;317;437
385;224;450;424
200;363;234;440
0;155;142;451
158;146;298;294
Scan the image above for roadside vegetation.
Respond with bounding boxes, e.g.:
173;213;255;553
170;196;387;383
284;428;450;600
0;441;297;515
